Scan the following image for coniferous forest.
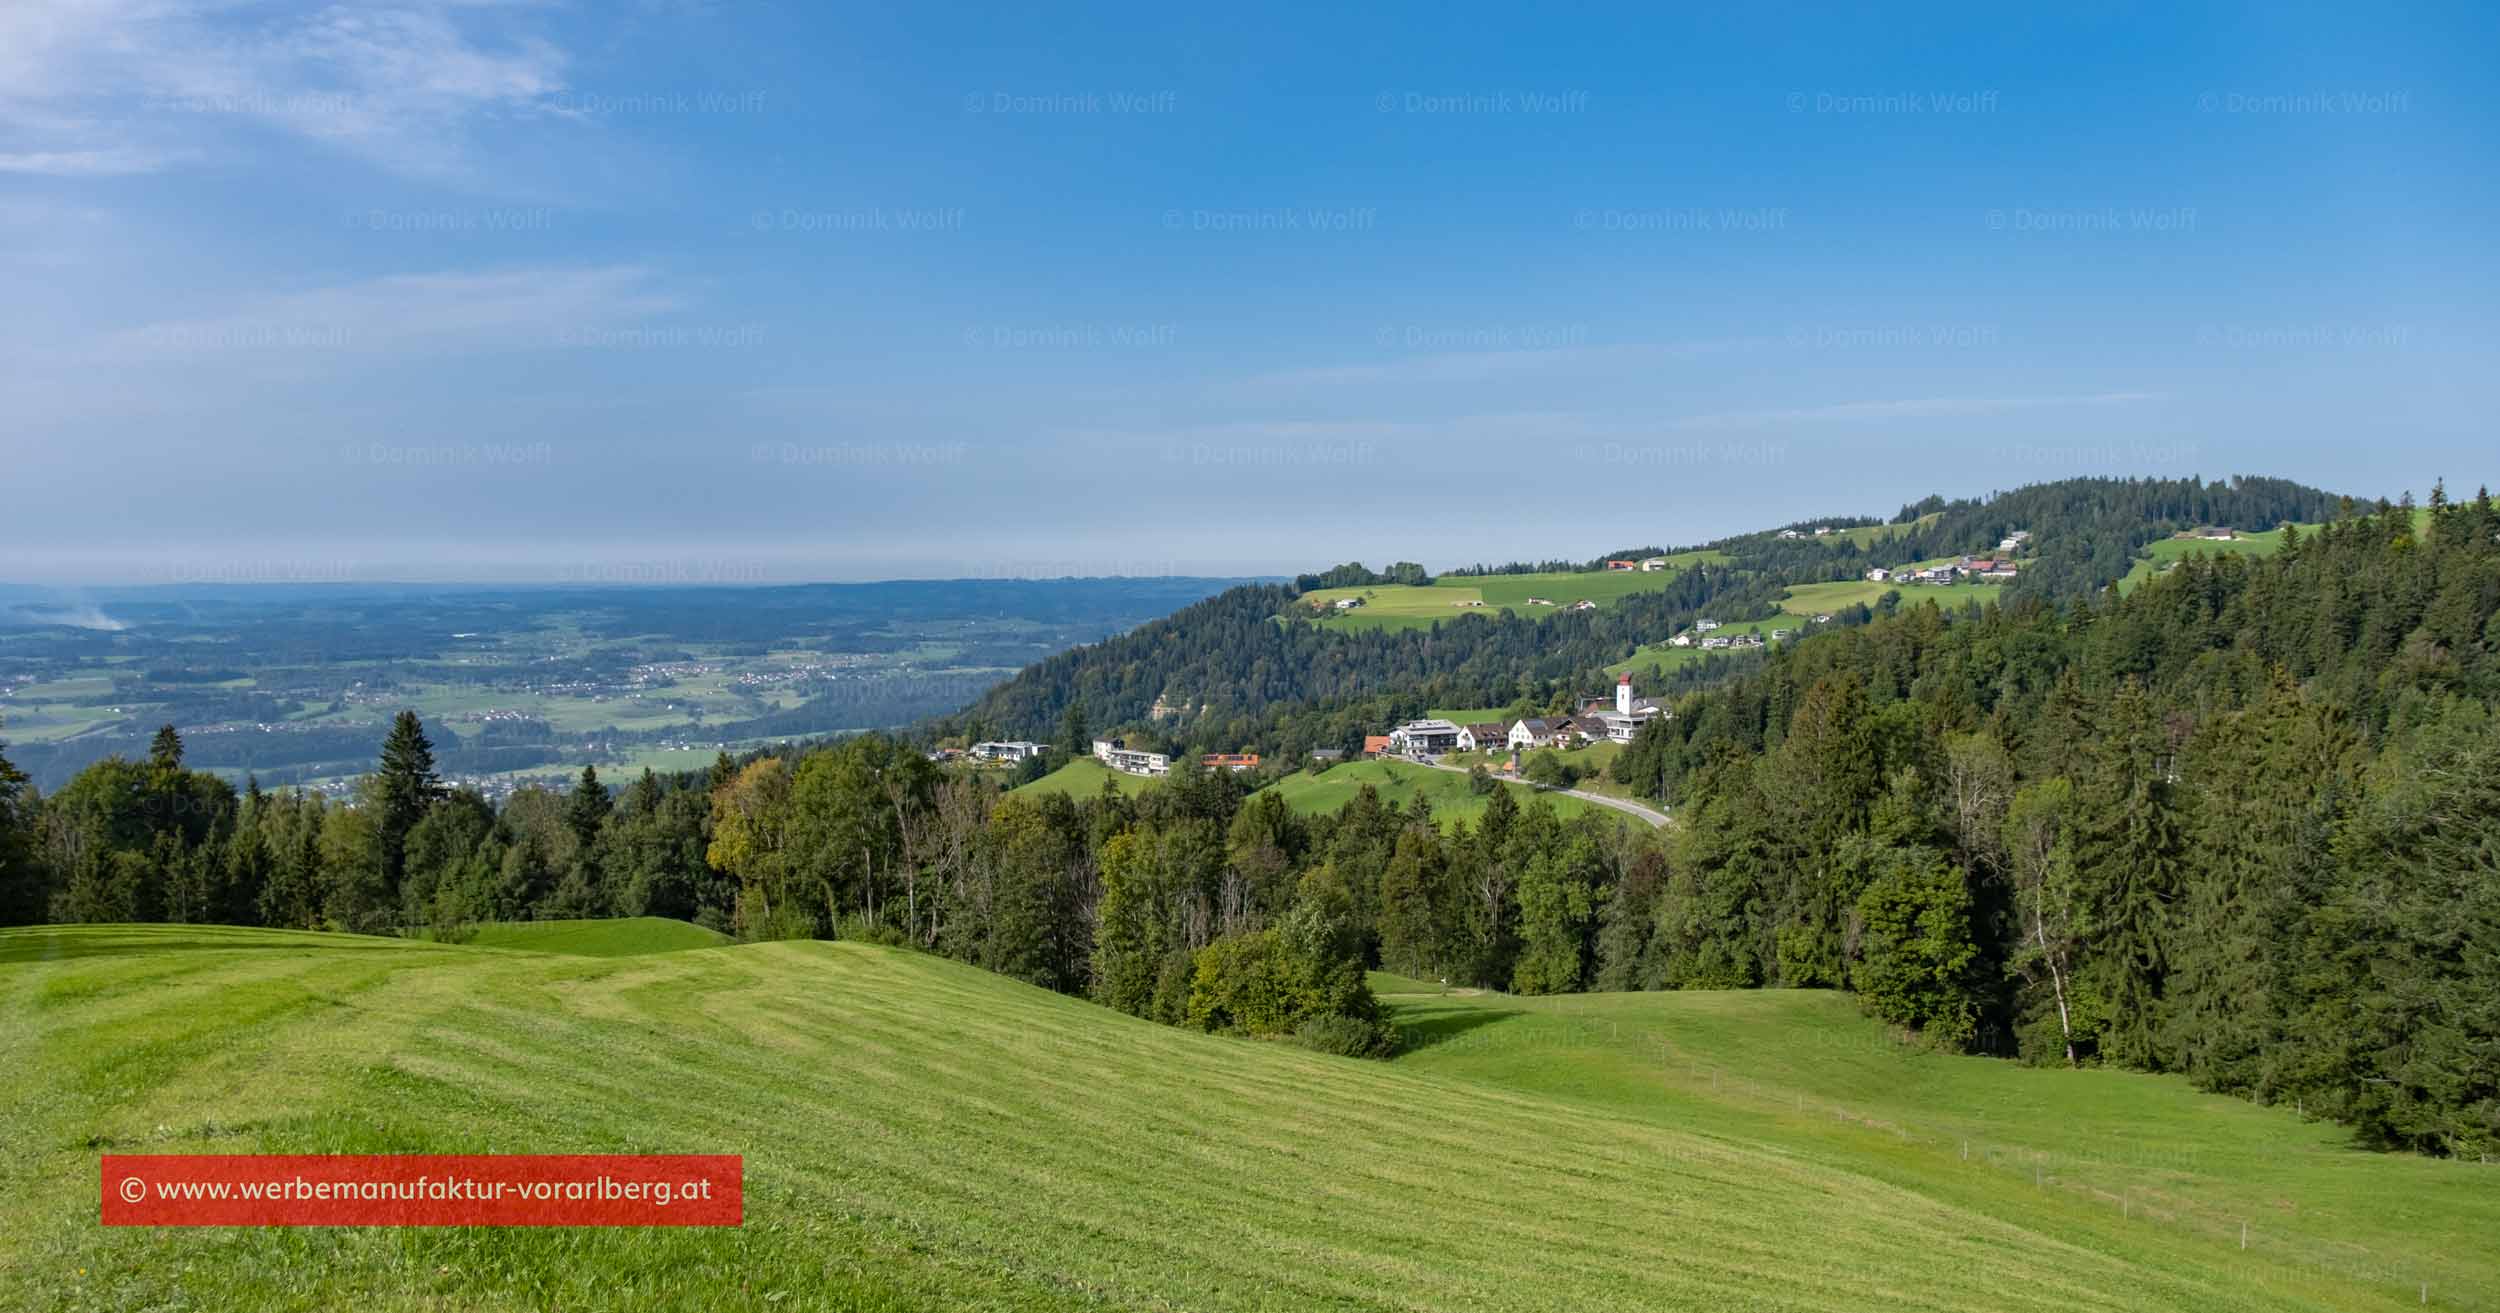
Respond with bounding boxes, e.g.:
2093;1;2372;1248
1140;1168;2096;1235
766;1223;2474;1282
2;482;2494;1155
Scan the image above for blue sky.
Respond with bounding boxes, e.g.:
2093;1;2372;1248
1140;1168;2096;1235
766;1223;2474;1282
3;1;2493;584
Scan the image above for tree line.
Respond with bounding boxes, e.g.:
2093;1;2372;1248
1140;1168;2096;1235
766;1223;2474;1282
1599;486;2499;1156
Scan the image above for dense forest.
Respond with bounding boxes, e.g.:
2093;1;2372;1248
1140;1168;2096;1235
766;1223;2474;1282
2;477;2489;1157
1597;485;2500;1156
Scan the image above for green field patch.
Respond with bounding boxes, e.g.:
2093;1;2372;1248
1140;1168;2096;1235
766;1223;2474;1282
1258;758;1592;827
1013;755;1159;799
1291;556;1727;634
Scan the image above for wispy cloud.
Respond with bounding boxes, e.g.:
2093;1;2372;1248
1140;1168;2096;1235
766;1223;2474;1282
0;0;575;180
1674;391;2166;430
1238;339;1765;392
78;265;682;367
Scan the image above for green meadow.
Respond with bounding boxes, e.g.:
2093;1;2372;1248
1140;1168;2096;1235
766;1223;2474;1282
4;922;2487;1312
1011;755;1160;799
453;917;734;956
1259;758;1594;826
1292;555;1726;634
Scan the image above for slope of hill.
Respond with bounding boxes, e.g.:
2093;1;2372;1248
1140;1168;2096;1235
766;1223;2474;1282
6;923;2483;1312
1374;979;2499;1307
936;476;2350;755
1258;757;1594;825
455;916;733;956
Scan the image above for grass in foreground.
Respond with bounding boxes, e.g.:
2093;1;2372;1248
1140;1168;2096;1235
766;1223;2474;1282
2;924;2490;1311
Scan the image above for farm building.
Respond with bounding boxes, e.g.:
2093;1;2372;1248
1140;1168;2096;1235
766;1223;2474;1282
1506;717;1561;750
1201;753;1261;772
1361;735;1392;758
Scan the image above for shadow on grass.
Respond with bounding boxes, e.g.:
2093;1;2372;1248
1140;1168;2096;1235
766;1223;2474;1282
1389;1001;1526;1051
0;924;423;964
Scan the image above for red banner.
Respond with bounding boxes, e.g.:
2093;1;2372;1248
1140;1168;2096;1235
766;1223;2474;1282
101;1154;742;1227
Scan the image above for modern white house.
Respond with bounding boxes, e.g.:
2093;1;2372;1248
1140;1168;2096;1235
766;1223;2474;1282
1387;718;1465;756
1092;738;1170;776
1639;556;1673;571
1865;566;1892;582
970;740;1048;763
1332;596;1364;610
1694;618;1723;631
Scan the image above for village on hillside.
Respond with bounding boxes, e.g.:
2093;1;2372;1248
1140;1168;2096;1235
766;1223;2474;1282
956;525;2044;781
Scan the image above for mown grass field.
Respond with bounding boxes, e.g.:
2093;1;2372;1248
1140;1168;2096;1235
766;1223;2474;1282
1292;556;1726;634
1782;577;2006;615
454;918;734;956
3;924;2487;1312
1258;758;1594;827
1372;978;2500;1310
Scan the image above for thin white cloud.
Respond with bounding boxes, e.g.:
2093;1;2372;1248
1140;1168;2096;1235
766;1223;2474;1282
0;147;192;176
1240;338;1765;392
78;265;681;366
1675;391;2166;430
0;0;574;179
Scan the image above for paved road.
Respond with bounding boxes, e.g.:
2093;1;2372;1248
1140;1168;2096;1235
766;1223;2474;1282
1411;757;1671;829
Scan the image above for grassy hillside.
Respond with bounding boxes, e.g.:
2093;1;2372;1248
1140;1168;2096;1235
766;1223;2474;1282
1372;979;2500;1311
1292;555;1725;634
454;917;733;956
3;925;2485;1312
1258;758;1593;826
1011;755;1159;799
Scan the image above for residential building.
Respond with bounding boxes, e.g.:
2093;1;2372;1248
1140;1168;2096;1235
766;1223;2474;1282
1388;718;1465;755
1778;529;1802;540
1463;723;1509;753
1865;566;1892;582
1361;735;1392;758
1332;596;1364;610
1201;753;1261;772
970;740;1048;763
1568;599;1597;611
1669;631;1694;647
1694;618;1722;631
1308;748;1347;763
1604;559;1637;571
1507;717;1560;750
1092;738;1170;776
1639;556;1673;571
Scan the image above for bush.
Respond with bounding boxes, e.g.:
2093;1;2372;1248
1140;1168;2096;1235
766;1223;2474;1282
836;913;915;948
1290;1014;1402;1059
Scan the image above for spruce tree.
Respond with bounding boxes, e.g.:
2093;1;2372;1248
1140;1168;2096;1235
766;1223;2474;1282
149;724;184;770
375;711;444;893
